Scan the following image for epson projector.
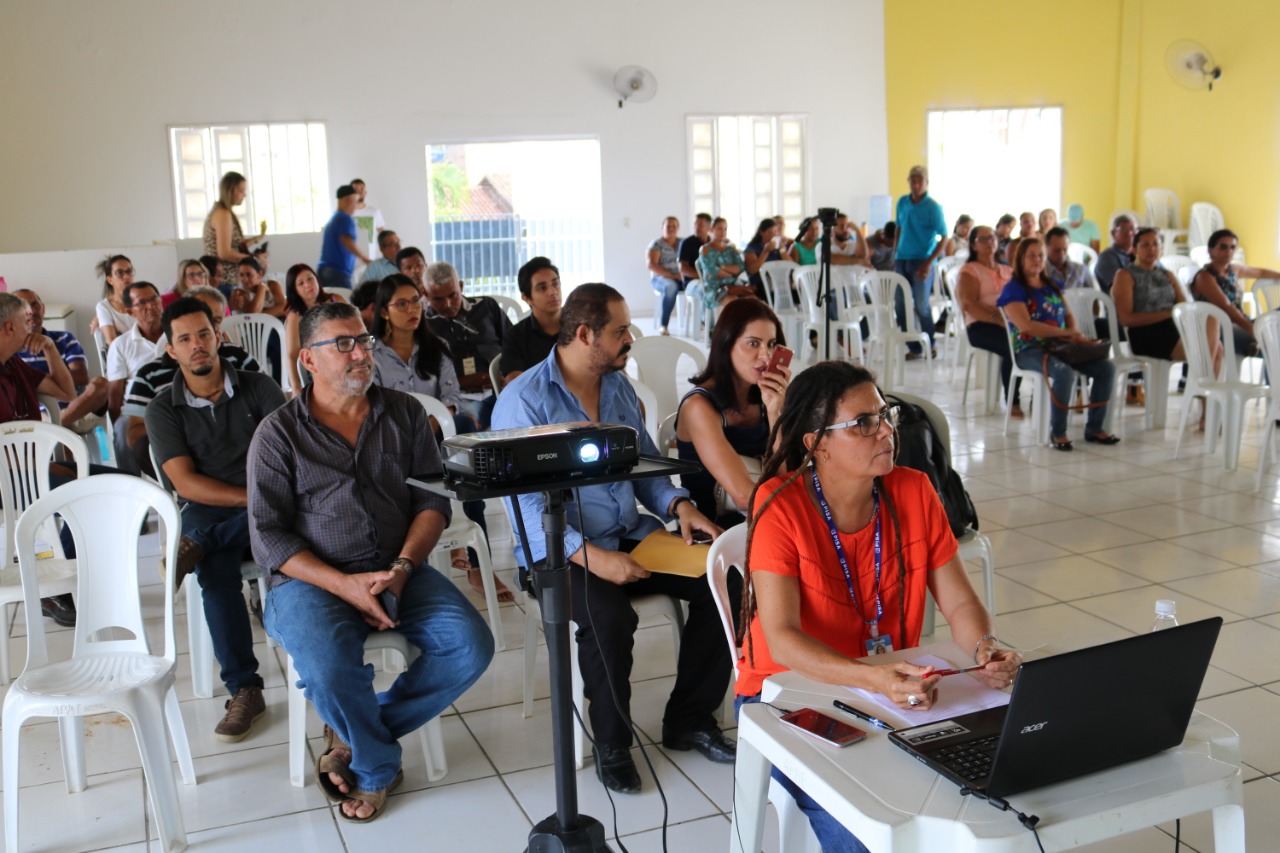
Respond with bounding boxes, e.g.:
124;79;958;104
441;422;640;485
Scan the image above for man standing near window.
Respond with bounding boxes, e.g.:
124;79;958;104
894;165;947;359
318;185;371;294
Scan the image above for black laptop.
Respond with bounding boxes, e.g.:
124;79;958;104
888;617;1222;798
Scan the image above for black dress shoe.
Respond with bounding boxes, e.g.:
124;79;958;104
40;594;77;628
662;726;737;764
594;745;641;794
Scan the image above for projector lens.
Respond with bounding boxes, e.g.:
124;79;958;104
578;442;601;464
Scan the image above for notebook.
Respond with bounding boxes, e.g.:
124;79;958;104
887;617;1222;798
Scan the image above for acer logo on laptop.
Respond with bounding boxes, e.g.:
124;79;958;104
1019;722;1048;734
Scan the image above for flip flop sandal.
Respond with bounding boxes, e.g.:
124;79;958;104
456;559;516;603
340;768;405;823
316;725;358;804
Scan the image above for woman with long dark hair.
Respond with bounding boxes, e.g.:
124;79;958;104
283;263;345;396
735;361;1020;852
743;217;784;295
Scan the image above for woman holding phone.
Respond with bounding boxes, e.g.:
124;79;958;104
674;299;790;528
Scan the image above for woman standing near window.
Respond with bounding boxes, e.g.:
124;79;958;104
203;171;264;290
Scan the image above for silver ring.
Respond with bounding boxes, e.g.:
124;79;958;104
907;693;920;706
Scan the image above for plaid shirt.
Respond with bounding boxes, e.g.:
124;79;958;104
247;384;450;586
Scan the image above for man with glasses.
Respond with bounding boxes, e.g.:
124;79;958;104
248;301;492;822
358;231;401;286
106;281;166;473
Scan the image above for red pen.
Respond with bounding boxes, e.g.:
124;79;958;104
923;663;987;678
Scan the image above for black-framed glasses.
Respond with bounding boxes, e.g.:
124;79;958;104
825;406;900;437
387;299;420;312
306;333;376;353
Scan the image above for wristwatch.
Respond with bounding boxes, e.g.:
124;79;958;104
670;496;693;516
390;557;415;578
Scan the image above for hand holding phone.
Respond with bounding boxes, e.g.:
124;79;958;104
766;346;793;375
378;589;399;623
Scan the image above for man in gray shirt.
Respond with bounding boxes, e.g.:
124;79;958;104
247;301;492;822
146;297;287;743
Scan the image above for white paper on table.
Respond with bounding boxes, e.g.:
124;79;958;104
843;654;1010;728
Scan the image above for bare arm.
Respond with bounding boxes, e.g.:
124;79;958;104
262;279;287;317
1194;270;1252;333
927;555;1021;688
339;234;372;265
107;378;126;420
284;312;302;397
1003;300;1074;340
677;394;760;512
27;335;74;401
647;247;680;281
956;270;1002;326
212;208;248;264
161;456;248;507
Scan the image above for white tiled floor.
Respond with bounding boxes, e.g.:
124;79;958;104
6;324;1280;852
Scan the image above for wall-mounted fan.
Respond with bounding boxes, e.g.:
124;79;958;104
1166;40;1221;91
614;66;657;108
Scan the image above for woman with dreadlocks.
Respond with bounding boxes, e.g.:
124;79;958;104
734;361;1019;852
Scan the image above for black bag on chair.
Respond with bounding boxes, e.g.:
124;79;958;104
887;395;979;539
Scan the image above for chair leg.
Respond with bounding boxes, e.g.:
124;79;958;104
288;654;307;787
423;716;447;782
1257;416;1277;491
257;577;275;650
472;535;505;652
0;608;10;685
186;581;214;699
129;693;189;852
4;708;24;853
1223;396;1245;471
165;685;197;785
59;714;86;792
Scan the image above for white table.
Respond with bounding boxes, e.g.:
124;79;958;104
730;642;1245;852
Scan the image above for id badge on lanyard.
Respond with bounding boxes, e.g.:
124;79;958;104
810;470;892;654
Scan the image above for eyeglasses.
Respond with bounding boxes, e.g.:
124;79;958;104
387;299;420;312
824;406;900;437
307;333;377;353
112;267;135;277
132;295;162;307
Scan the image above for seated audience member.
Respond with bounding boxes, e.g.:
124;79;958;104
370;274;510;603
501;256;561;385
122;286;260;478
943;214;973;258
351;280;380;329
230;257;286;318
735;360;1021;852
1018;211;1039;241
956;226;1021;418
146;297;286;742
164;258;210;308
994;214;1017;264
675;298;789;527
1190;228;1280;358
0;292;77;625
358;230;402;286
1043;227;1090;290
1094;214;1137;295
493;284;733;794
317;185;370;293
789;216;821;267
1064;204;1102;253
248;301;493;822
96;253;137;344
13;288;108;429
696;218;749;310
395;246;428;298
1039;208;1058;236
1113;228;1192;368
424;261;512;429
648;216;684;335
679;213;712;284
201;255;224;296
867;221;898;271
106;282;166;471
743;218;785;297
772;215;795;258
830;213;871;267
284;263;346;397
998;238;1119;450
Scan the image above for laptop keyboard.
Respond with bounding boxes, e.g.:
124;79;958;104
937;734;1001;782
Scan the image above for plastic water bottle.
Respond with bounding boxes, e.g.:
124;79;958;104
1151;599;1178;632
93;425;111;465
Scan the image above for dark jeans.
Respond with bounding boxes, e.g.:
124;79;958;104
317;265;353;293
1015;348;1115;439
735;695;872;853
893;258;936;354
183;503;262;695
965;321;1021;406
568;543;732;749
654;278;685;328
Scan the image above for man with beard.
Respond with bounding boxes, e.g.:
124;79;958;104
492;283;734;795
145;297;286;741
248;301;492;822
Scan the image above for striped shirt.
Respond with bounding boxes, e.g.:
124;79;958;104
121;344;259;421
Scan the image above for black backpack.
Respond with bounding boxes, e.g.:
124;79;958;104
886;395;979;538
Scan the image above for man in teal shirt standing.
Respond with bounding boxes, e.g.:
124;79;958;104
894;165;947;358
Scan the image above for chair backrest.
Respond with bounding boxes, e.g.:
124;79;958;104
1067;243;1099;270
1173;301;1237;384
1144;188;1182;230
626;376;659;445
936;256;965;292
656;411;678;456
1062;289;1124;351
92;328;109;379
793;267;824;325
997;307;1020;361
15;474;179;669
889;390;952;461
1108;208;1147;232
1160;257;1199;301
759;261;801;313
1188;201;1225;248
489;295;528;324
1256;312;1280;411
0;422;89;567
862;271;917;329
628;324;644;340
489;353;504;395
221;313;287;388
37;393;61;427
629;337;707;422
705;523;749;680
408;391;456;440
1189;246;1211;266
1252;280;1280;315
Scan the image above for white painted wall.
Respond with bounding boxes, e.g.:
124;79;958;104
0;0;889;334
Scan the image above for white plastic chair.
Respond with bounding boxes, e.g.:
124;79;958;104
490;294;529;324
1172;302;1267;471
656;412;679;457
286;630;446;787
1066;243;1099;271
705;524;820;853
1063;290;1149;437
683;280;707;343
0;422;86;684
1161;256;1200;294
997;308;1053;443
653;284;687;334
408;392;505;651
489;353;505;395
3;475;195;853
222;312;288;391
1188;202;1225;250
760;260;805;349
862;271;934;388
793;267;831;361
1253;313;1280;489
1252;280;1280;315
1144;188;1188;247
629;337;708;424
627;376;660;445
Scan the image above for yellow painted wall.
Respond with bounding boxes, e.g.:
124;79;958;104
885;0;1280;268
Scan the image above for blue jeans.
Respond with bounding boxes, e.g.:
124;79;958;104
654;278;683;328
316;265;353;294
1014;347;1115;440
265;564;494;791
894;258;936;354
735;695;871;853
183;504;261;695
457;394;497;432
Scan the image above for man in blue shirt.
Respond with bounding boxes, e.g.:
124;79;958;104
894;165;948;357
317;185;370;294
492;284;733;794
357;230;402;285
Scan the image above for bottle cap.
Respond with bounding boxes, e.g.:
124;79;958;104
1155;599;1176;616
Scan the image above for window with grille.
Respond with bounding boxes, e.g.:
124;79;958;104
168;122;331;239
926;107;1062;231
687;115;807;242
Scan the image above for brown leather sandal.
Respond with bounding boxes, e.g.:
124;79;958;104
316;725;357;804
339;768;405;823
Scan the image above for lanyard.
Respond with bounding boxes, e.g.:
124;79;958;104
811;469;882;636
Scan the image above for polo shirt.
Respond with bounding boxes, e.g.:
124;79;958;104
145;362;286;488
106;324;165;382
0;355;45;422
499;314;558;376
895;192;947;261
1065;219;1101;247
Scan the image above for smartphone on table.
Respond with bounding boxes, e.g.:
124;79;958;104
779;707;867;748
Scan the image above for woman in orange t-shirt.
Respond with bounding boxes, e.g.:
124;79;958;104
734;361;1020;852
